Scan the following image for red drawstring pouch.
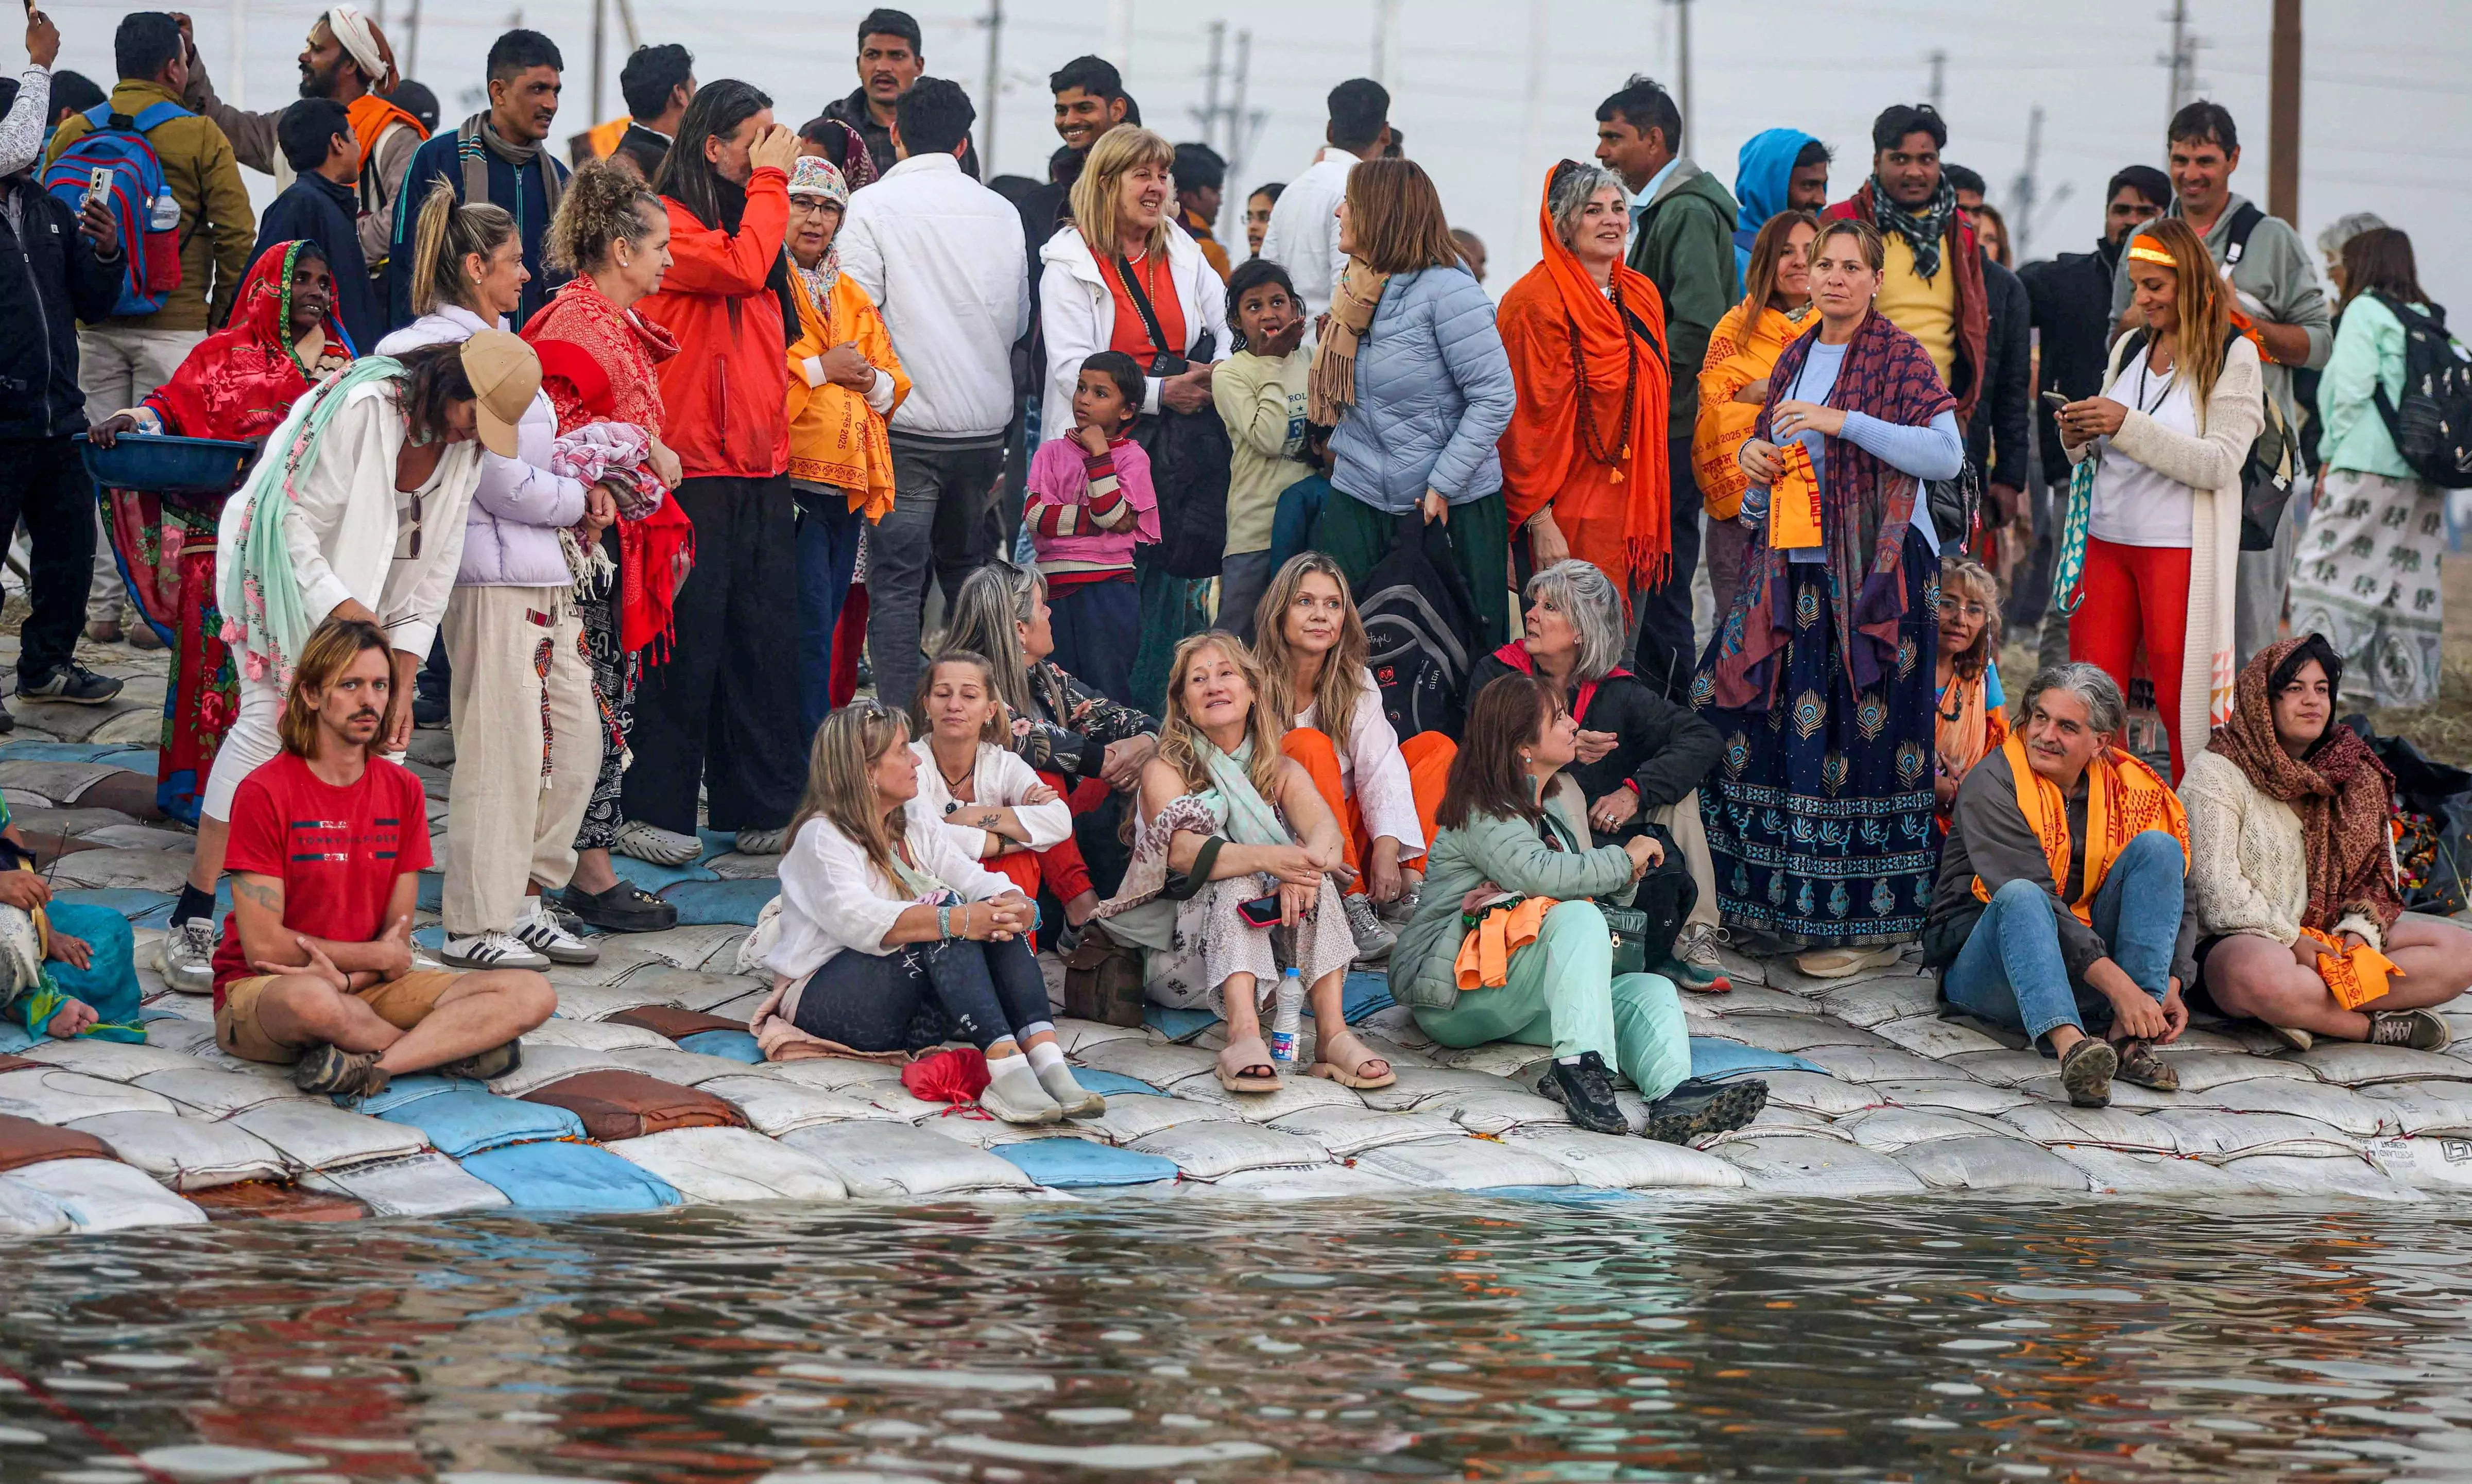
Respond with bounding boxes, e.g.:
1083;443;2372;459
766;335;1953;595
901;1046;990;1105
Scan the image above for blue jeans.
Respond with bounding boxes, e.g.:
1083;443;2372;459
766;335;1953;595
1049;574;1140;709
1942;830;2183;1043
793;483;865;743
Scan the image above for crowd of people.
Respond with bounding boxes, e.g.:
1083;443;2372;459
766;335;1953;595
4;1;2468;1126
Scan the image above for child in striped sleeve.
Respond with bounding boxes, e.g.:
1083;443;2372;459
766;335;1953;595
1025;350;1159;704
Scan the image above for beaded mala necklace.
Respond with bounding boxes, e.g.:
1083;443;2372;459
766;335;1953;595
1568;278;1638;482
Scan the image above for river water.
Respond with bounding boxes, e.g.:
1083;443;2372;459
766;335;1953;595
8;1194;2472;1482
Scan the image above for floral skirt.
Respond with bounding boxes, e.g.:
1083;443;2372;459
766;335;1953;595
1695;539;1939;948
1143;872;1357;1018
106;490;235;826
2287;468;2443;708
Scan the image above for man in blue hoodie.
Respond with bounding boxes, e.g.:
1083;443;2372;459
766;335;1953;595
1732;128;1830;275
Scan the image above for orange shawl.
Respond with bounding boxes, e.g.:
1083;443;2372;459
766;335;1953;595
1692;300;1807;520
1497;165;1673;592
1972;733;2189;926
346;93;426;172
785;267;911;520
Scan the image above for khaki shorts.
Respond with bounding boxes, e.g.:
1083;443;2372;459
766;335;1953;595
215;969;466;1065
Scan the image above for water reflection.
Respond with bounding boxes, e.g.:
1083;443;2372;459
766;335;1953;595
5;1197;2472;1481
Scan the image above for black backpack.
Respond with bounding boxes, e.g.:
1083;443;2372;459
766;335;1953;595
2368;294;2472;490
1358;512;1478;741
1113;255;1232;578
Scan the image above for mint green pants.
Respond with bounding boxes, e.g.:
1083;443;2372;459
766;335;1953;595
1412;900;1694;1101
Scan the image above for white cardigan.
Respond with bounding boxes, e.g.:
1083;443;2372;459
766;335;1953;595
908;740;1074;856
1293;671;1424;853
214;381;480;661
764;807;1016;984
1037;220;1231;446
2179;749;2391;950
2067;335;2264;756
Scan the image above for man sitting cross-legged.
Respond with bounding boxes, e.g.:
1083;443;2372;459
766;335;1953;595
212;617;557;1097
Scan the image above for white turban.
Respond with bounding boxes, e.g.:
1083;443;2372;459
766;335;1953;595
325;6;397;91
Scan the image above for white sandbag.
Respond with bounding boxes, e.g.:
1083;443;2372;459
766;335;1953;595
1051;1018;1158;1056
2143;1050;2322;1093
917;1115;1093;1150
0;1067;181;1124
19;1039;208;1080
2365;1135;2472;1193
619;925;753;972
1185;1164;1414;1199
1355;1064;1515;1113
1702;983;1829;1016
1704;1013;1884;1054
1351;1135;1576;1190
131;1066;311;1120
2144;1110;2361;1162
546;980;679;1021
2292;1043;2472;1089
1792;1045;1953;1084
2045;1144;2269;1196
2229;1152;2427;1202
3;1157;205;1230
1999;1104;2182;1154
1080;1093;1242;1146
229;1100;429;1170
608;1126;849;1202
625;967;769;1013
1692;1101;1847;1147
1750;1070;1887;1117
1942;1048;2065;1086
523;1018;676;1052
1502;1127;1747;1188
68;1111;291;1189
1713;1135;1928;1196
1213;1075;1364;1123
0;760;131;805
74;822;196;852
1867;1015;2011;1060
0;1175;68;1235
1894;1136;2093;1192
1832;1106;2012;1152
1424;1087;1573;1135
303;1151;512;1216
1872;1079;2032;1114
1070;1039;1220;1089
698;1075;904;1136
47;847;193;893
1428;1040;1558;1079
485;1043;628;1097
777;1120;1034;1197
1127;1121;1329;1180
1357;1032;1441;1068
608;1045;769;1086
144;1017;224;1059
1819;975;1943;1027
2362;1079;2472;1134
1267;1104;1460;1157
2203;1077;2393;1137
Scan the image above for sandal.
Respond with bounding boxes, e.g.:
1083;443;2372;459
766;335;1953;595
1308;1028;1397;1090
2113;1038;2179;1091
1216;1035;1283;1092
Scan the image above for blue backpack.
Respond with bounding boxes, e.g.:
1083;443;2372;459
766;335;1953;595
40;100;190;317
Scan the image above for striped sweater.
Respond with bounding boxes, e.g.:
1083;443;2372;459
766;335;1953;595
1025;432;1158;578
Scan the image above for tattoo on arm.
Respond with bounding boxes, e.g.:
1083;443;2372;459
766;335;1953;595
232;876;285;916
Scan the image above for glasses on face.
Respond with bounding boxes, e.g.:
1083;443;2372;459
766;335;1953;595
1937;598;1989;622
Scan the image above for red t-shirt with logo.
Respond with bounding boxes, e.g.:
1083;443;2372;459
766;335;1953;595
211;751;433;1007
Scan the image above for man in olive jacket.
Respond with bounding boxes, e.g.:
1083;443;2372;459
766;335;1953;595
1593;74;1740;669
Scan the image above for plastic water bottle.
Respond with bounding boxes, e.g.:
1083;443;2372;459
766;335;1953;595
148;189;180;231
1267;968;1305;1064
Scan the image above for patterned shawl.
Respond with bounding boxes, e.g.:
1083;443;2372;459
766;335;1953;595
1970;732;2189;928
144;243;350;440
2206;635;2404;936
1706;308;1955;710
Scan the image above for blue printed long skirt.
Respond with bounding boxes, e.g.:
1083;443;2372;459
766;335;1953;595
1695;531;1939;948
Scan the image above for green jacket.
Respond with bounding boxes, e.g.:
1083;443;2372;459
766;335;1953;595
1392;778;1638;1011
2318;293;2420;480
46;79;254;331
1625;158;1741;437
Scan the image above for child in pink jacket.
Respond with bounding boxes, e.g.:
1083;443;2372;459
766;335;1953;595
1025;349;1158;704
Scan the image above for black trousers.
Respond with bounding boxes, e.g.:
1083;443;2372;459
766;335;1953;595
1630;433;1703;674
0;437;99;681
790;935;1050;1052
621;474;806;834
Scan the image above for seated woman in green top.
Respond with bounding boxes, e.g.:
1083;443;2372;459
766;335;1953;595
1392;672;1767;1143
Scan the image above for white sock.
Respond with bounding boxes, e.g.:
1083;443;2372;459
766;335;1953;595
1025;1040;1067;1073
985;1048;1030;1081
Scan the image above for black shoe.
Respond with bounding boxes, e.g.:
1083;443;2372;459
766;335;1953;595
434;1040;523;1082
548;880;678;933
17;662;123;705
0;701;15;733
413;692;449;728
1536;1051;1628;1135
293;1043;392;1099
1641;1076;1769;1145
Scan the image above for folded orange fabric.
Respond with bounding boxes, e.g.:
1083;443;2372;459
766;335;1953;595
2301;926;2404;1011
1454;896;1559;991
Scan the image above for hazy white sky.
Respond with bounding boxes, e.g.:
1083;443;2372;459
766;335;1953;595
43;0;2470;309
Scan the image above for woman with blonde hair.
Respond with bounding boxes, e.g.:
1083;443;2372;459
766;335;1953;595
1095;632;1392;1092
758;702;1103;1124
1251;554;1456;959
2057;215;2264;780
909;650;1099;945
1315;157;1517;651
1695;209;1818;620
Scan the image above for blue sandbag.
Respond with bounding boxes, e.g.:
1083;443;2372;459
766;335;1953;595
347;1073;466;1116
416;873;442;912
1477;1185;1651;1206
1067;1069;1161;1097
0;1021;32;1054
658;877;780;927
90;748;158;773
458;1139;682;1210
676;1029;764;1063
373;1089;584;1158
1144;1005;1219;1043
992;1138;1179;1188
1342;971;1395;1023
611;853;718;892
62;888;178;923
128;881;230;928
697;827;739;864
1688;1037;1820;1080
137;1004;185;1022
413;925;445;950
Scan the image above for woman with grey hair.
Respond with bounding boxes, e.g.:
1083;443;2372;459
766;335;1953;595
2315;211;2386;299
1468;560;1731;991
1498;161;1675;616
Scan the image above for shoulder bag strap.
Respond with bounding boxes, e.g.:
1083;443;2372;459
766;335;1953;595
1113;252;1177;367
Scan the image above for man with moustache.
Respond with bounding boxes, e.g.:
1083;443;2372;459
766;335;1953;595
821;9;979;180
384;28;570;331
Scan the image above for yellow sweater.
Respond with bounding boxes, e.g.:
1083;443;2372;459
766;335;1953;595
1876;235;1958;387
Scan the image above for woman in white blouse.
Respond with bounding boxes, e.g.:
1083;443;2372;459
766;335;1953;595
760;702;1103;1124
910;652;1101;945
1250;554;1455;961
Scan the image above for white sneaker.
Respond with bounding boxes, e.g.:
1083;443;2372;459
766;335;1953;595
1343;893;1396;962
511;903;600;964
155;918;217;995
612;820;702;866
439;931;551;970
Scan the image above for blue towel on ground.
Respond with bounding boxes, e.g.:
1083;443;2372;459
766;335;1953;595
458;1140;683;1211
1688;1037;1819;1080
1065;1069;1162;1097
1342;971;1395;1023
373;1089;585;1158
658;878;780;927
1143;1005;1218;1043
676;1029;764;1063
611;853;719;892
993;1139;1179;1188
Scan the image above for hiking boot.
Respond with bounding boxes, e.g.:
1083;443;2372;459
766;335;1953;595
980;1062;1065;1125
548;880;678;933
2370;1009;2451;1052
512;901;599;964
734;824;789;856
155;917;218;995
433;1040;523;1082
1377;881;1421;930
2114;1038;2179;1091
18;662;124;705
1536;1050;1628;1135
2059;1037;2118;1108
293;1043;391;1099
1343;893;1395;962
1641;1076;1768;1144
1666;922;1733;993
439;931;551;971
1793;944;1904;979
1035;1059;1106;1118
614;820;702;866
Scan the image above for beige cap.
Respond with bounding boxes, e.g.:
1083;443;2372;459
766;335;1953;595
457;328;541;459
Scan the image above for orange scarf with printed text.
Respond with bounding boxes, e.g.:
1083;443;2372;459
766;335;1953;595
1972;733;2188;926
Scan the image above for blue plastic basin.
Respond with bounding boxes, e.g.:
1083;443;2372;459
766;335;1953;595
82;433;255;495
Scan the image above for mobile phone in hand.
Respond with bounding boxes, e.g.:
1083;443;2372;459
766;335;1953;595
2040;389;2071;411
1237;893;1282;928
85;167;112;210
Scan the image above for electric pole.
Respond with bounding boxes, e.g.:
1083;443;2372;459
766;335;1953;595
1371;0;1401;89
229;0;247;107
403;0;420;78
1107;0;1132;70
1670;0;1692;152
1227;28;1265;228
978;0;1004;171
2159;0;2205;124
591;0;605;122
1926;48;1946;113
1192;19;1226;154
2007;105;2042;261
2268;0;2300;223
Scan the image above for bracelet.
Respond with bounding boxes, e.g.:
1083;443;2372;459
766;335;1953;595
937;904;952;939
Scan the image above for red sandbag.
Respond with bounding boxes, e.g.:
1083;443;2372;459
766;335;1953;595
188;1181;368;1223
0;1111;115;1173
608;1005;751;1040
521;1070;749;1141
901;1046;990;1105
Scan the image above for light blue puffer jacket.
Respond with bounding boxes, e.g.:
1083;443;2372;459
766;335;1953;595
1327;265;1516;513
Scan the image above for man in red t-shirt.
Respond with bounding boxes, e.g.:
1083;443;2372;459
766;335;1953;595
213;618;556;1097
